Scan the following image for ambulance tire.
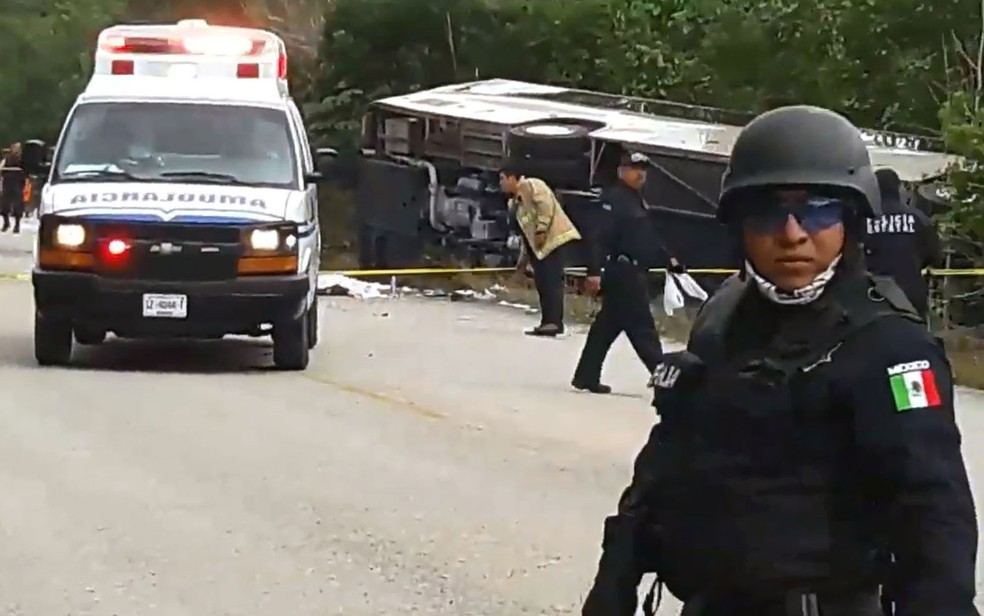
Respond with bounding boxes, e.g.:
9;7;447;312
74;326;107;345
273;310;310;370
307;296;319;349
507;122;593;160
34;310;73;366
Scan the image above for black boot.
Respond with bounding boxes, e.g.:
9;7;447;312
571;378;612;394
525;323;564;337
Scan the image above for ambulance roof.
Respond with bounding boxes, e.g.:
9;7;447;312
83;19;289;104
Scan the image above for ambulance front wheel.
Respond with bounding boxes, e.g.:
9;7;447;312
34;310;73;366
273;308;310;370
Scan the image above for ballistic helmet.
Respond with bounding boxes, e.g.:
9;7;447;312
718;105;881;222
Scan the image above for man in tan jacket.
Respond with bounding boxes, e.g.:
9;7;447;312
500;165;582;336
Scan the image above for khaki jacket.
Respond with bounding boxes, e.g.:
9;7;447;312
510;177;581;260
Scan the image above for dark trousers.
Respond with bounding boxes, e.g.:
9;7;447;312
0;192;23;230
573;260;663;383
530;244;566;327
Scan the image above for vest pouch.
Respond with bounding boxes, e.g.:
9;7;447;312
731;357;796;415
701;356;801;469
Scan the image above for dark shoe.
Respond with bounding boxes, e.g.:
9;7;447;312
571;379;612;394
526;324;563;337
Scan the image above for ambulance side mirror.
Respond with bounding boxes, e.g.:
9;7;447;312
304;147;337;184
21;139;49;174
314;147;337;175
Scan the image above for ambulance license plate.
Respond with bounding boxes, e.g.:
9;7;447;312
142;294;187;319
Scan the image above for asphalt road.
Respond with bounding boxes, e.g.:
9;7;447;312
0;225;982;614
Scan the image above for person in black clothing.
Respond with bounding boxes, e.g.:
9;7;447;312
571;151;684;394
581;106;978;616
0;142;26;233
863;167;943;319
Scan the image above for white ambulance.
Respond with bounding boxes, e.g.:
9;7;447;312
22;19;333;370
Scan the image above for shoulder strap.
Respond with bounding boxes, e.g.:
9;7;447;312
780;272;921;374
868;274;922;321
687;273;748;358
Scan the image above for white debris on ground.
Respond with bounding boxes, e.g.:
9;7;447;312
316;272;540;314
448;288;497;301
498;300;539;314
316;273;393;299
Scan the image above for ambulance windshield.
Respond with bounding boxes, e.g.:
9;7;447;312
53;102;298;189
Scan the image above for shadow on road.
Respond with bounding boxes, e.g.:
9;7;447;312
0;333;285;374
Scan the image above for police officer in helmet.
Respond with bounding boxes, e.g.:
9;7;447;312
581;106;978;616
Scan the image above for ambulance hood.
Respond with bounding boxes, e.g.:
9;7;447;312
45;182;298;223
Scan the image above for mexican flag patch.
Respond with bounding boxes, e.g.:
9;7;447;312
887;360;941;412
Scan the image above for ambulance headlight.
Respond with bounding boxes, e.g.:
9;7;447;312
55;224;86;247
249;228;280;251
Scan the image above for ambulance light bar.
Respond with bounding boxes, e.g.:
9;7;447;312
99;34;264;57
94;21;287;80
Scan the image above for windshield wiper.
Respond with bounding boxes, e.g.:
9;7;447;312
59;167;144;182
159;171;250;185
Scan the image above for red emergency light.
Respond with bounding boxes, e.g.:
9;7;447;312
111;60;134;75
107;239;128;255
237;63;259;78
98;238;132;268
100;34;265;56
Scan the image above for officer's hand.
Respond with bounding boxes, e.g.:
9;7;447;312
583;276;601;296
533;230;547;249
668;258;686;274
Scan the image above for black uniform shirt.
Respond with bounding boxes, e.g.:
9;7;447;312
623;271;978;614
585;181;673;275
863;197;943;316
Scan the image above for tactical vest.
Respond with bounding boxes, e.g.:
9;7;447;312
640;270;921;613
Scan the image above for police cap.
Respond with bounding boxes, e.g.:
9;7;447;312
619;151;651;168
718;105;881;222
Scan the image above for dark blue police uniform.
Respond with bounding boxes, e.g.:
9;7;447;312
863;177;942;319
572;179;678;391
638;269;978;616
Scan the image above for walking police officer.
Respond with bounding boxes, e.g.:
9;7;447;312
863;167;943;320
581;107;978;616
571;151;685;394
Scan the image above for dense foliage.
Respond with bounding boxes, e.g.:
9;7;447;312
2;0;983;236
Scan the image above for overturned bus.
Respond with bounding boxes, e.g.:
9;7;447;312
352;78;958;278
